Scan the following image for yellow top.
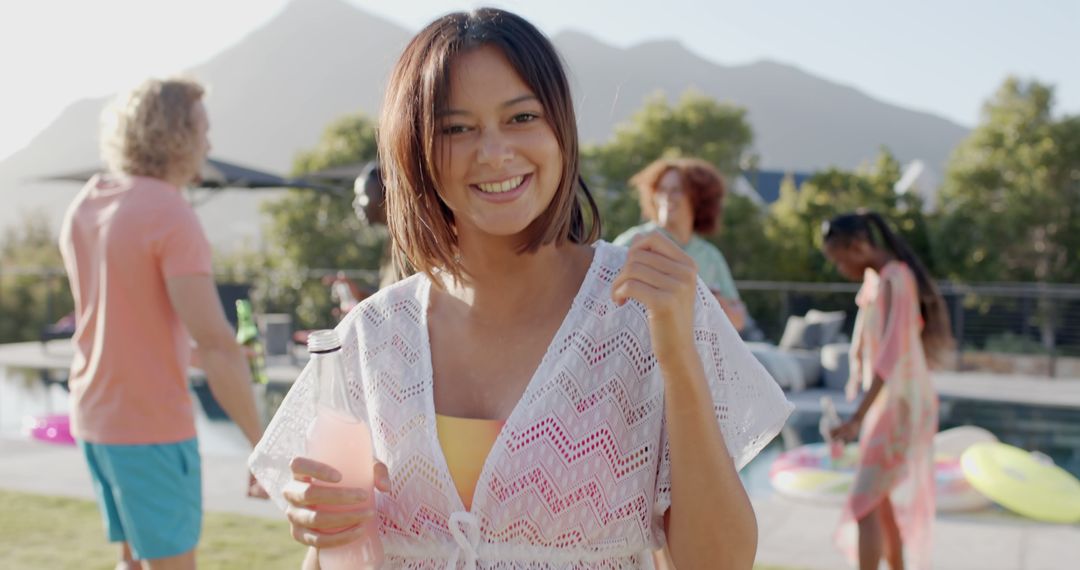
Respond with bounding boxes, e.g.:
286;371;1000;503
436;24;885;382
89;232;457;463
435;413;505;511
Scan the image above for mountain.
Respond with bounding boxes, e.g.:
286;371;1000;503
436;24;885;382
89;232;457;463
0;0;968;248
561;31;966;171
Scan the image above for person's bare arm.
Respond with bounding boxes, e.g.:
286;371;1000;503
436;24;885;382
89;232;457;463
833;280;894;443
614;234;757;569
166;274;262;447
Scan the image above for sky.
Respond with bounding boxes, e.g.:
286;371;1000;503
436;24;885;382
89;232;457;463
0;0;1076;163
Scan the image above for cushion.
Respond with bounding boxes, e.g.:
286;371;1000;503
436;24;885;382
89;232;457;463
820;342;852;391
785;348;823;388
779;310;847;350
805;309;847;347
779;316;817;350
747;342;806;391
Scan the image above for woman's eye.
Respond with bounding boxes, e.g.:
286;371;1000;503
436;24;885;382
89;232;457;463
510;112;539;124
441;124;472;135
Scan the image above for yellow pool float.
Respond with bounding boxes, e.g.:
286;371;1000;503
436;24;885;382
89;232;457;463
961;442;1080;524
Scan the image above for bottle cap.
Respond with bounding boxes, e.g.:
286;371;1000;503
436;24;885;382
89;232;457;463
307;329;342;353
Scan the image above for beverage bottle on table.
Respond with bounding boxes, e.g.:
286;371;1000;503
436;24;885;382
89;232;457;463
235;299;268;384
305;329;383;570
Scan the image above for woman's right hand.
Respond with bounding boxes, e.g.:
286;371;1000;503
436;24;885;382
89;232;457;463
830;419;862;444
284;456;390;549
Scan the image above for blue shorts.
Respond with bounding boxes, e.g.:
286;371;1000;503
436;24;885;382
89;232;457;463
79;437;202;560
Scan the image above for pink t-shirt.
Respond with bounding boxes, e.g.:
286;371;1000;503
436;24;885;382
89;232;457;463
59;174;212;444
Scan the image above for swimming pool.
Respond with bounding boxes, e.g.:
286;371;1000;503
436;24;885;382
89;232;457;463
4;366;1078;487
771;397;1080;480
0;368;252;456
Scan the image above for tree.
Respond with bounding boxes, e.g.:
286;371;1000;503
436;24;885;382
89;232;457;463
581;90;754;241
0;212;72;343
251;112;385;329
765;147;931;282
934;78;1080;353
715;193;777;281
935;78;1080;284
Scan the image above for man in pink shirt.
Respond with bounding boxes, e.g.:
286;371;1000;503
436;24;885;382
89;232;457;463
59;77;264;570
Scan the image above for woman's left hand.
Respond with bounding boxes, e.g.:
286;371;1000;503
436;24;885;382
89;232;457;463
611;231;700;369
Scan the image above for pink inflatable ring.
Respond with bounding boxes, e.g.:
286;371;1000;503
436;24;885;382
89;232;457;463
24;414;76;446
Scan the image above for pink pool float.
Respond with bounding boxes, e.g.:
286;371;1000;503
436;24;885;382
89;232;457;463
23;413;76;446
769;426;996;513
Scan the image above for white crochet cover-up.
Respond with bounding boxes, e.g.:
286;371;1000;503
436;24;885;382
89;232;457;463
250;241;793;569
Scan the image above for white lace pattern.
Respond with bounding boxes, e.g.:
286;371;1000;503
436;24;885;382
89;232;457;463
250;241;793;569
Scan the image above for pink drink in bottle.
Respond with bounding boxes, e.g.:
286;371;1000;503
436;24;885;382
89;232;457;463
305;329;383;569
819;396;844;467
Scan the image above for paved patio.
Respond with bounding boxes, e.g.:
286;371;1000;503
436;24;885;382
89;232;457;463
3;340;1079;568
3;431;1078;569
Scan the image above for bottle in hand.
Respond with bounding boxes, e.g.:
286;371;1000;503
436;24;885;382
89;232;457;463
819;396;844;465
235;299;269;384
305;329;383;569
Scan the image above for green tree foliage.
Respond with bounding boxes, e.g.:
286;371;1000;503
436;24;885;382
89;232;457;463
935;78;1080;284
253;112;386;329
582;91;754;240
764;148;931;282
934;78;1080;351
0;212;72;343
221;79;1079;343
715;193;776;281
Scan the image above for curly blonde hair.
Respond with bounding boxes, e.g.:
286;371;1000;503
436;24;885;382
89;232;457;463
100;77;205;179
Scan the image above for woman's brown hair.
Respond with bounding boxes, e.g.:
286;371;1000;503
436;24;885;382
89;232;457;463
378;8;600;285
630;157;725;235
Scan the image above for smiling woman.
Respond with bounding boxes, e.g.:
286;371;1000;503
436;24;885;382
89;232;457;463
430;46;566;247
378;8;599;285
249;8;792;570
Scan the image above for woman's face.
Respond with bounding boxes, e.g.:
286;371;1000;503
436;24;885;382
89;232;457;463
432;45;563;243
824;239;872;282
653;168;693;230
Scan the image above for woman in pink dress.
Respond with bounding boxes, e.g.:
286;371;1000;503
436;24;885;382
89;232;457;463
822;211;953;570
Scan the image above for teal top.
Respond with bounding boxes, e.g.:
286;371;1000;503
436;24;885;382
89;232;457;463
613;222;741;301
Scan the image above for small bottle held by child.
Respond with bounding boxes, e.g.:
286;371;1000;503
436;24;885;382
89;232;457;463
235;299;268;384
819;396;844;467
304;330;383;570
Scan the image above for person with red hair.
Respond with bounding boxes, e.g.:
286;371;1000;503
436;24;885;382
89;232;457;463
615;157;749;332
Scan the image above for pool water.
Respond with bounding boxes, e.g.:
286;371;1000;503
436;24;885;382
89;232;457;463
5;368;1078;484
0;371;68;438
767;403;1080;480
0;368;251;456
740;442;783;497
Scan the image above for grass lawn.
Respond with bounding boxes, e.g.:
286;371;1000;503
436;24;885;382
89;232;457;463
0;490;306;569
0;489;800;569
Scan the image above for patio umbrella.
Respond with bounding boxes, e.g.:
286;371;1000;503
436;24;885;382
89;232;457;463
38;157;334;206
296;162;369;186
38;157;322;190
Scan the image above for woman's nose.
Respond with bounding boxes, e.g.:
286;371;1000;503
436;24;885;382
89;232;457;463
477;130;513;167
